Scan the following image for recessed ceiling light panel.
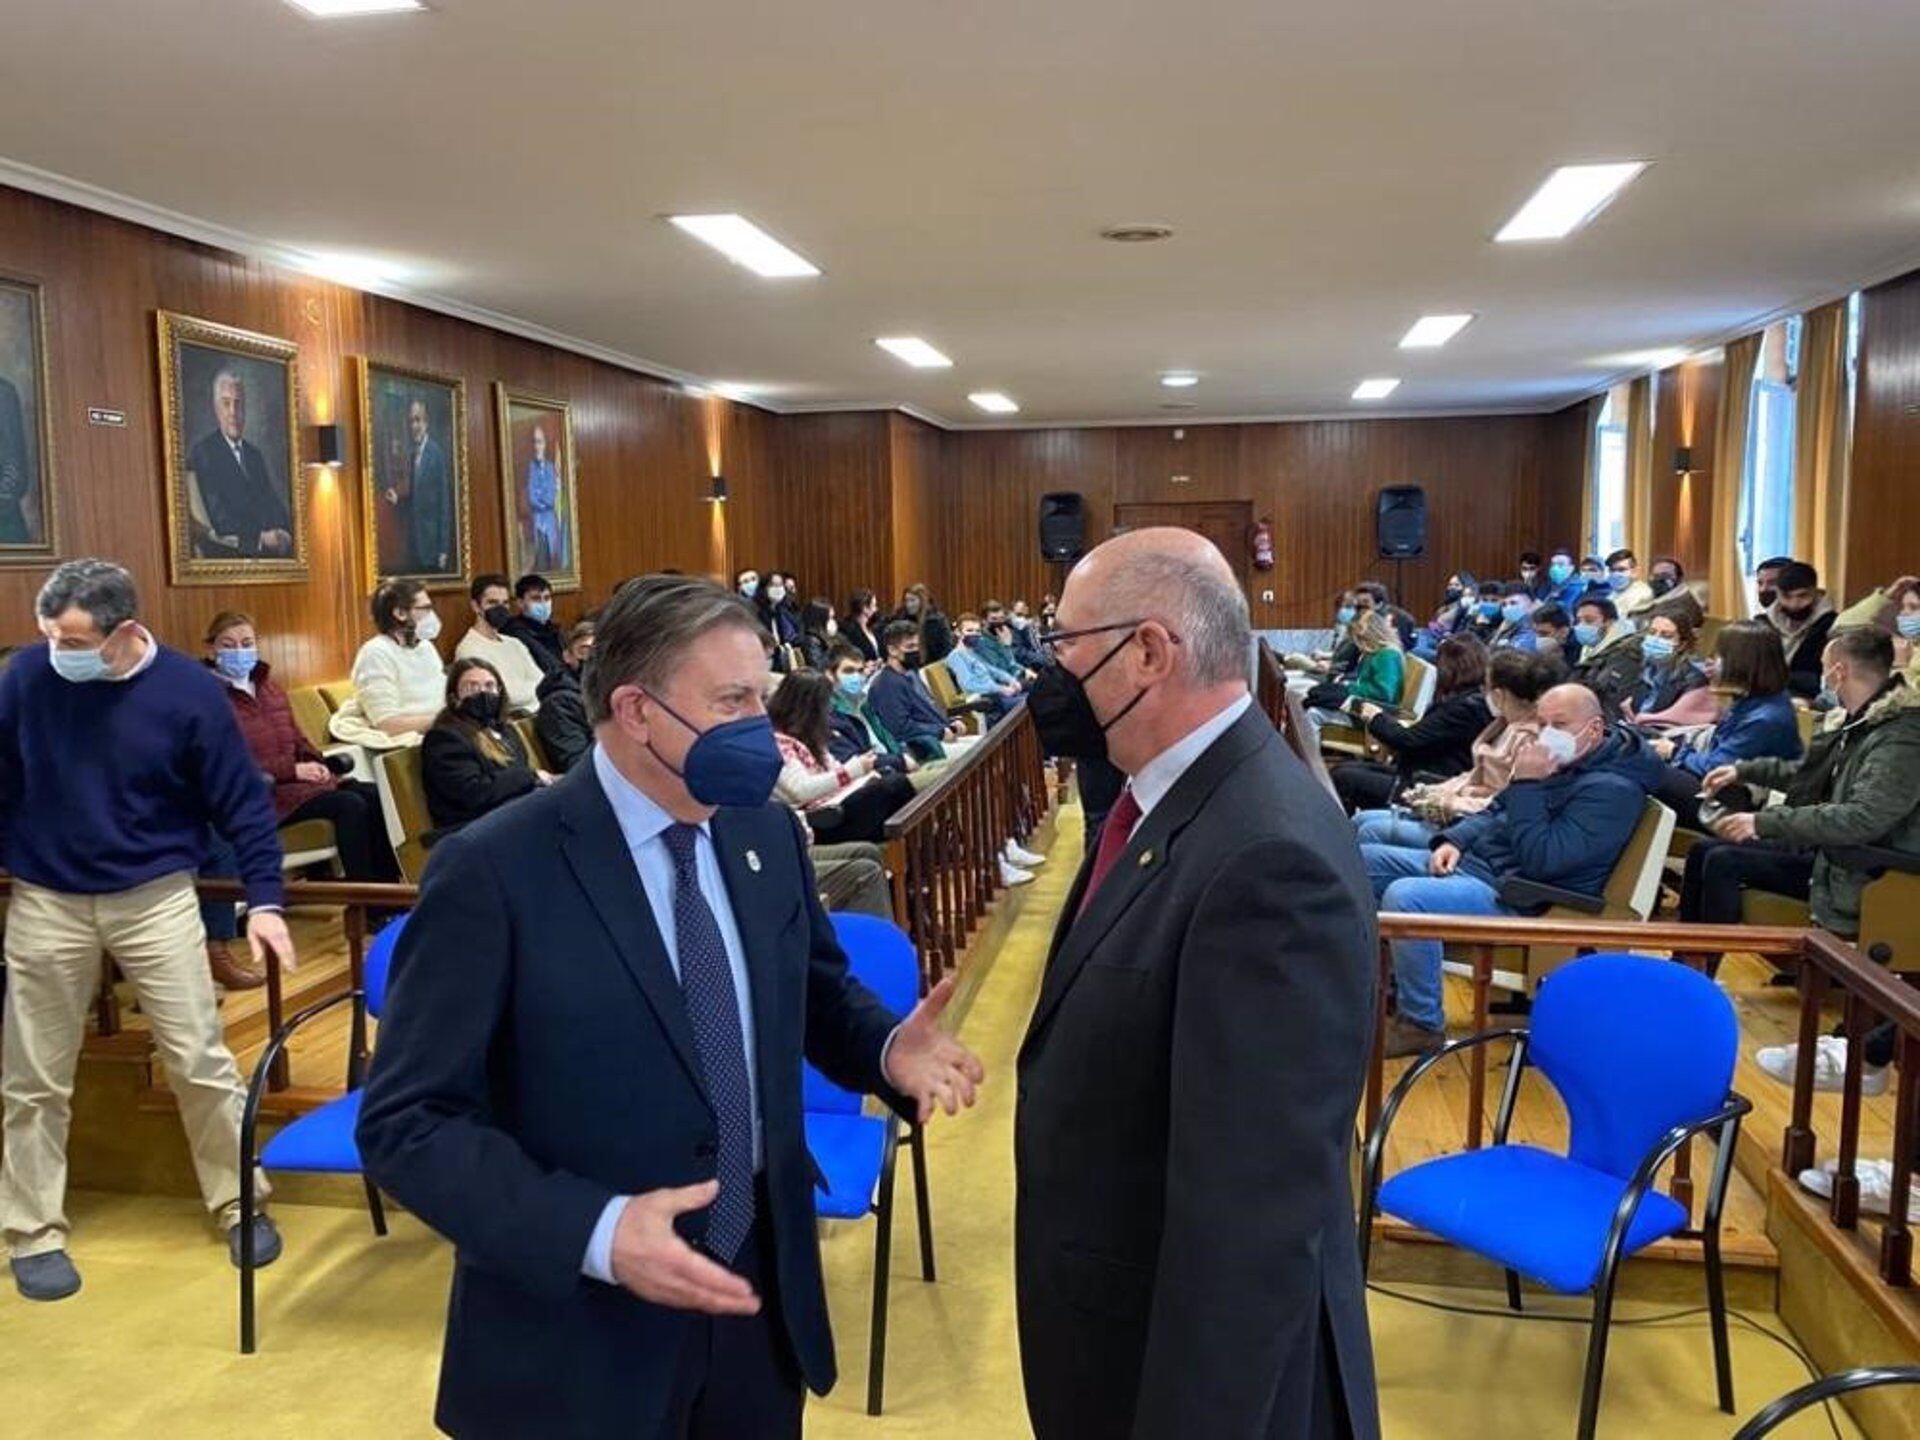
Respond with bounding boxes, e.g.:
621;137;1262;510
874;337;953;369
667;214;820;278
1399;314;1475;349
1495;162;1647;242
1160;372;1200;388
286;0;426;16
1352;378;1401;401
969;391;1020;414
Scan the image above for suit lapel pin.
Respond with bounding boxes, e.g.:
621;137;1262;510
1138;849;1155;867
746;849;762;873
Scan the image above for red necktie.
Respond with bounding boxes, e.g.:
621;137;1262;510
1077;788;1144;918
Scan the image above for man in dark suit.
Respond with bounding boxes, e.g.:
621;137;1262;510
0;373;34;545
381;398;452;573
358;575;982;1439
1017;527;1381;1440
187;370;292;558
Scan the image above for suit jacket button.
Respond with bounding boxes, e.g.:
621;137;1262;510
694;1140;718;1161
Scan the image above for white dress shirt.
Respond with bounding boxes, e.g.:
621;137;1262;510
1120;692;1254;835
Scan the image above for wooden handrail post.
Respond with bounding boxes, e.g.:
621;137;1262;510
1466;944;1491;1150
1882;1034;1917;1287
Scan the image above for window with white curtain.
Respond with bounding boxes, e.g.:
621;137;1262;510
1737;316;1802;605
1590;386;1628;556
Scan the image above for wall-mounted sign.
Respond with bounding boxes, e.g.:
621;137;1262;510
87;407;127;427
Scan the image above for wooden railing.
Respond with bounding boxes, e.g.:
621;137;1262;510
1780;928;1920;1286
883;707;1050;990
1256;640;1336;796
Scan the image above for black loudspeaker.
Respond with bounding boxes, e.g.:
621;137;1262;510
1376;485;1427;559
1039;492;1086;561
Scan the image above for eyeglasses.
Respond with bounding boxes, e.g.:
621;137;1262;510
1036;618;1183;658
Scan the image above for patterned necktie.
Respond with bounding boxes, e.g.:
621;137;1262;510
662;823;755;1263
1076;787;1144;918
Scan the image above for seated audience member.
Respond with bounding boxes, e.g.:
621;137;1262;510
205;611;399;886
1038;594;1059;632
1646;555;1688;606
1578;555;1610;599
1416;573;1475;658
421;658;548;837
1332;635;1492;813
735;567;761;602
755;572;801;649
1364;684;1664;1055
1570;594;1643;710
977;600;1036;679
1753;554;1794;618
1604;547;1654;617
1518;550;1549;601
1308;608;1404;738
1764;560;1840;700
1624;611;1709;721
946;612;1024;721
1543;547;1587;610
1464;581;1505;645
1490;584;1540;652
352;579;447;737
1836;573;1920;684
1647;619;1801;829
869;619;971;761
1292;589;1370;676
1353;648;1554;843
768;669;917;844
1357;580;1419;652
1531;602;1576;670
797;597;838;669
808;832;897;920
454;573;544;714
895;582;955;662
842;587;884;665
534;619;596;773
825;641;928;785
500;573;564;675
1007;599;1050;669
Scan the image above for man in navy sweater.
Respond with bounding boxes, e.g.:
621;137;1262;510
867;620;968;761
0;559;295;1301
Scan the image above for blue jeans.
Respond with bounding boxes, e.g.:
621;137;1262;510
1353;810;1439;849
1361;843;1510;1031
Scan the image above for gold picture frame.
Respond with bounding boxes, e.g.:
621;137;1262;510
356;357;471;592
0;273;59;567
157;310;306;586
494;383;581;592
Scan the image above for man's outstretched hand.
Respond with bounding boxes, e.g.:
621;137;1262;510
882;976;986;1123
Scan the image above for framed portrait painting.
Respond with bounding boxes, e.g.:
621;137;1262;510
357;358;470;590
157;311;305;585
495;384;581;592
0;275;58;566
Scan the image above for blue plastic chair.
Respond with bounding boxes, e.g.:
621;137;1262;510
237;912;409;1353
809;912;934;1416
1358;952;1751;1440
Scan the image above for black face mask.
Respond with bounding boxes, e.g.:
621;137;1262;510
1777;603;1814;624
458;691;503;726
483;603;512;631
1027;630;1145;761
1651;574;1676;596
1757;586;1778;610
1444;586;1463;603
899;650;924;672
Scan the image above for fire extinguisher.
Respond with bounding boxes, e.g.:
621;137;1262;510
1251;516;1275;572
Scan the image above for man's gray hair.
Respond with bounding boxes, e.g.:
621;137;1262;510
584;574;767;724
37;558;139;634
213;369;245;397
1104;549;1251;687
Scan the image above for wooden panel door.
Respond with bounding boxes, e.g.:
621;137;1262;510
1111;500;1253;595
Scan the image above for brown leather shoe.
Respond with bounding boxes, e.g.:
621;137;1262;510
1384;1016;1445;1060
207;940;265;990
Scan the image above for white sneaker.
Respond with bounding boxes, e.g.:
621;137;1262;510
1797;1158;1920;1223
999;858;1034;887
1755;1037;1890;1096
1004;839;1046;868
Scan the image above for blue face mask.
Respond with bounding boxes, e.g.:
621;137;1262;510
1335;606;1357;626
526;600;552;624
1501;600;1528;624
1641;635;1676;663
214;647;257;681
643;692;783;808
1898;613;1920;639
1573;621;1602;648
1477;600;1501;620
1607;571;1633;592
836;672;867;699
48;640;111;684
1548;560;1573;584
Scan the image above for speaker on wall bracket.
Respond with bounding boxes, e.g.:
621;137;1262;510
1376;485;1427;560
1039;492;1086;561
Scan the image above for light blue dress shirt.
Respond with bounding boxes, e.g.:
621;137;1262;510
582;744;763;1283
946;640;1020;695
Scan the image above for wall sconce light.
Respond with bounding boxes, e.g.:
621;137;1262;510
315;424;345;468
708;474;729;503
1672;445;1694;476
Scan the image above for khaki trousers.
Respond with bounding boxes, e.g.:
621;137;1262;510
1;872;268;1258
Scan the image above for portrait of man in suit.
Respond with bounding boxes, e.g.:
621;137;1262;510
186;368;294;559
0;278;55;557
361;360;467;587
496;384;579;592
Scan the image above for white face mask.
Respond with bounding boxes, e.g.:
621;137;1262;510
413;610;442;644
825;619;838;637
1535;725;1580;767
766;585;787;605
738;575;759;598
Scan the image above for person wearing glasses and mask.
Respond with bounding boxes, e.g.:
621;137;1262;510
1603;548;1654;618
1016;528;1380;1440
352;579;448;738
421;659;550;838
359;575;983;1440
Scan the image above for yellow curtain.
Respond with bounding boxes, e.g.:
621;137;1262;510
1793;299;1852;600
1577;395;1601;554
1625;374;1654;560
1708;333;1762;617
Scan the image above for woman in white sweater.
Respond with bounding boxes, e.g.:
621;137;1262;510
351;579;448;737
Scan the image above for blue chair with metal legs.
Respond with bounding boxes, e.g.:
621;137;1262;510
807;912;935;1416
1358;951;1751;1440
237;912;409;1353
1733;1366;1920;1437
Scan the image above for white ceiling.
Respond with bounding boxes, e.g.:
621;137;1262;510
3;0;1919;426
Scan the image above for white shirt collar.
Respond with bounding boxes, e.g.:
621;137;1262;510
1127;692;1253;822
111;626;161;683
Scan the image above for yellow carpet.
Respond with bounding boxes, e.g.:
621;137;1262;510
0;800;1858;1437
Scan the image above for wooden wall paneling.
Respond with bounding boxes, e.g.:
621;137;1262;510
1649;356;1722;578
766;411;893;614
1847;268;1920;595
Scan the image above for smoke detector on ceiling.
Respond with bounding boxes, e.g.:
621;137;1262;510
1100;222;1175;243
